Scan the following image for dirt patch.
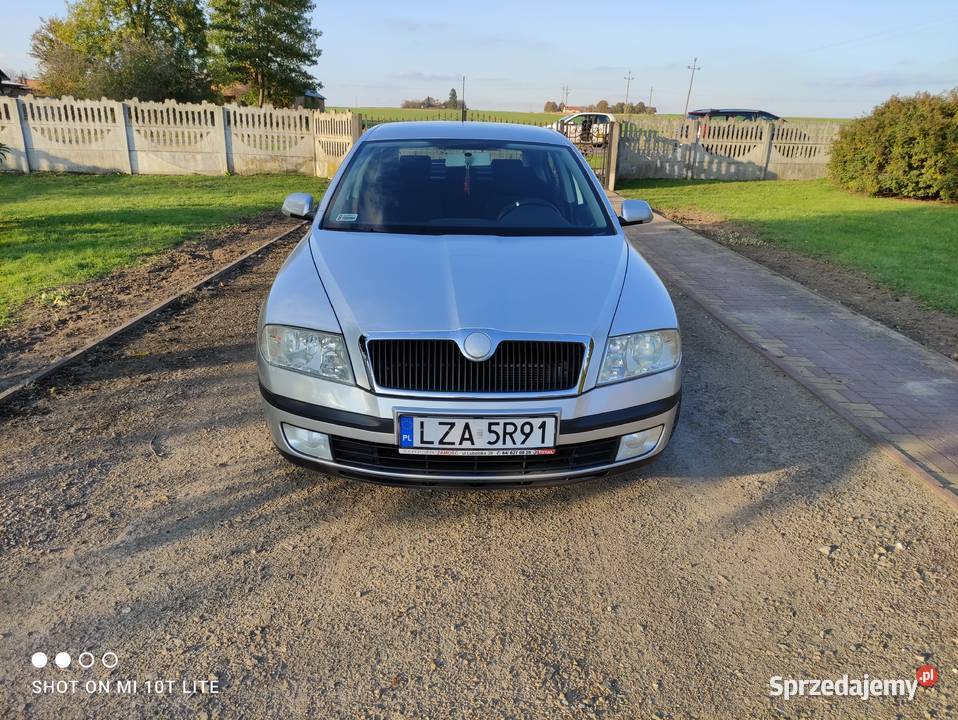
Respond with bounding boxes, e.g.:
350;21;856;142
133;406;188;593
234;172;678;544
0;212;304;394
662;208;958;361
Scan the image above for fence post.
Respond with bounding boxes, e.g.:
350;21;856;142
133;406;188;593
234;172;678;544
2;97;30;172
606;122;621;191
102;99;133;174
349;112;362;143
217;105;231;174
117;101;135;174
684;119;700;180
760;120;775;180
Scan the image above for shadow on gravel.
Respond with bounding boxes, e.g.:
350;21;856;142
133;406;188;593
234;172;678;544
61;343;258;384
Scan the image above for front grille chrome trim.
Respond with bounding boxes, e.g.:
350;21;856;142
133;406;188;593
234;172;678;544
360;331;592;399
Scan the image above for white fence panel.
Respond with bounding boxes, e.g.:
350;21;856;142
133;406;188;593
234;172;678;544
314;112;358;178
127;99;226;174
618;119;691;179
766;122;841;179
690;121;769;180
617;118;840;181
228;105;315;175
20;95;130;173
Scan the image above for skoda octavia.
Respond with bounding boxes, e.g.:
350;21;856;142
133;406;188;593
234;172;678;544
258;121;681;486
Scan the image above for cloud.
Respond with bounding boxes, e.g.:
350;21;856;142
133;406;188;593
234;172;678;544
809;71;955;91
381;17;552;51
583;62;685;74
387;71;526;88
388;71;463;83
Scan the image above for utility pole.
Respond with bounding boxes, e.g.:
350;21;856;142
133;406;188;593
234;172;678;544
461;75;466;121
561;83;570;108
683;57;701;119
623;70;634;106
648;85;653;109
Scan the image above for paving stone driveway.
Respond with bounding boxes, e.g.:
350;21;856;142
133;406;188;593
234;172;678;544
624;212;958;504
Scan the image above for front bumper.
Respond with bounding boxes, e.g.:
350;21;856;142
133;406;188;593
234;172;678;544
259;359;681;486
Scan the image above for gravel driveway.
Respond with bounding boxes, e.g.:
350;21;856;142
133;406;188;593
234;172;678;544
1;234;955;719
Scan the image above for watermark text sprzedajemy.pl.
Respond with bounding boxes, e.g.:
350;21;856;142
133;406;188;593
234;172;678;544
770;665;939;702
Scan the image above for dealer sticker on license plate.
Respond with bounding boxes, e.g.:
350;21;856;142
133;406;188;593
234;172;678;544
398;415;557;455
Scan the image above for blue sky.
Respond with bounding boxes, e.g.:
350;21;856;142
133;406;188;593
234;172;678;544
2;0;956;117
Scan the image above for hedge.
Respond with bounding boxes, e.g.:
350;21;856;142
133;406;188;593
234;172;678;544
828;90;958;201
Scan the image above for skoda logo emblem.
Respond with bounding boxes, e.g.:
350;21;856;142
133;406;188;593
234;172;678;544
463;332;493;360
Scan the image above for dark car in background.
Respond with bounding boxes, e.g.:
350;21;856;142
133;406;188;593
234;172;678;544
686;108;781;121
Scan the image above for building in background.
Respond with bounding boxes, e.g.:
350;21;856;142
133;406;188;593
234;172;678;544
294;89;325;111
0;69;29;97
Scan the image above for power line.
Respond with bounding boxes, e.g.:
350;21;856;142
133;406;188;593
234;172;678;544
683;57;701;119
803;15;957;53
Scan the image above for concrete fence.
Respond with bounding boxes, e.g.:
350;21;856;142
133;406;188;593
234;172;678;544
617;117;841;181
0;95;360;177
0;94;842;184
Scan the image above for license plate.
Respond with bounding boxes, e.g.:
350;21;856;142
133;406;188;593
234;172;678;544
398;415;557;456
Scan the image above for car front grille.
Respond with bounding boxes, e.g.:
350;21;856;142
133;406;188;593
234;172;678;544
365;339;585;394
329;436;619;477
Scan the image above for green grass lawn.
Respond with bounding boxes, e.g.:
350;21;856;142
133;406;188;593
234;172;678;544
0;174;328;326
618;178;958;315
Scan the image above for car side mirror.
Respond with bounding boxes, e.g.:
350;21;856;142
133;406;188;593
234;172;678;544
619;199;654;226
282;193;316;220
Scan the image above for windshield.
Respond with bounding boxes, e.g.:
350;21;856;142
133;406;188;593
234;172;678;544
321;139;614;236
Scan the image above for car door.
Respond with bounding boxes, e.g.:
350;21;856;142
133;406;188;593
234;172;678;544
593;114;611;144
557;113;583;143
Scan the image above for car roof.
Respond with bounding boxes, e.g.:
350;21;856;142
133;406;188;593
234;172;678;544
688;108;781;119
361;121;567;145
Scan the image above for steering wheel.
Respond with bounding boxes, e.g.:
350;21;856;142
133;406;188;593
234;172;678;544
497;197;561;222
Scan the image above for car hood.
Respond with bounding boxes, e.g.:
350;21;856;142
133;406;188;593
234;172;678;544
308;230;627;341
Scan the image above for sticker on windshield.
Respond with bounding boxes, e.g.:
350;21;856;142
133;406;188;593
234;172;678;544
336;213;358;222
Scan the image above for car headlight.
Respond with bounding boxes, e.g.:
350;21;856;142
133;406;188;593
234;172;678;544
598;330;680;384
260;324;354;385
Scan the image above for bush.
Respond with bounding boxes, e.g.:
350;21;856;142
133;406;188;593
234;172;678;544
829;89;958;201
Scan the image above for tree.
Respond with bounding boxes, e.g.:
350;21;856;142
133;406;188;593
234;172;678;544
543;100;559;112
446;87;458;109
209;0;322;107
30;0;211;101
595;99;609;112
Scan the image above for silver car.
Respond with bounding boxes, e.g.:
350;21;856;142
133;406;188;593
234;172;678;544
258;121;681;487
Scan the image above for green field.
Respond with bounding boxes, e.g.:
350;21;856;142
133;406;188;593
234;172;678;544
618;178;958;314
0;174;328;326
330;107;561;125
